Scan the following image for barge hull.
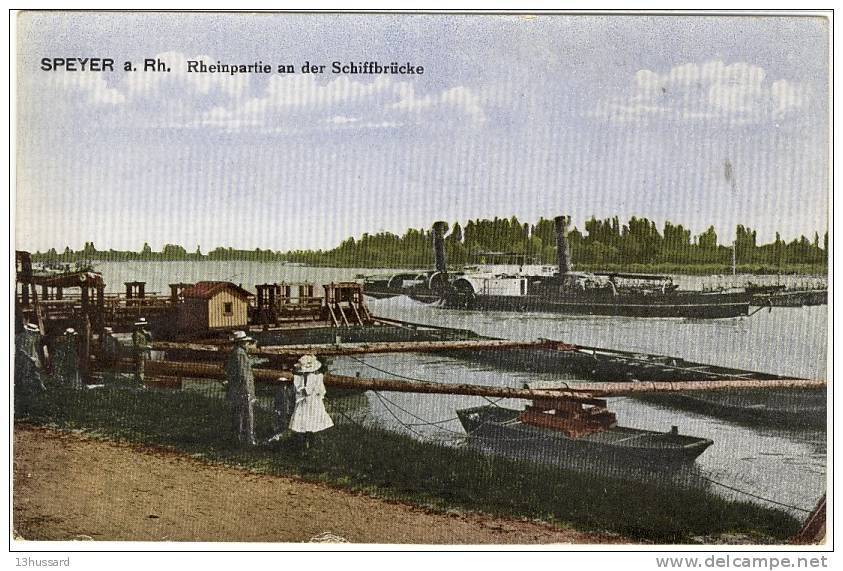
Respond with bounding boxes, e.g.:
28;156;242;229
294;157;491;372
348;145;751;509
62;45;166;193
753;290;828;307
457;406;713;466
448;294;750;319
447;345;786;381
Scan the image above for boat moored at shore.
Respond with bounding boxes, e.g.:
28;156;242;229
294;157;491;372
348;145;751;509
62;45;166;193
457;401;714;466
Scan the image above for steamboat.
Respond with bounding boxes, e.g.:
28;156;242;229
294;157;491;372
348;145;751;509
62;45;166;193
363;217;756;319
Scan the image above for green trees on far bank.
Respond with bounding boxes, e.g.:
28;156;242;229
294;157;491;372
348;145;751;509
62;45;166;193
30;215;828;274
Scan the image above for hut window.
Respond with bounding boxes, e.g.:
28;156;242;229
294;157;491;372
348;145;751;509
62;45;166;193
223;302;233;315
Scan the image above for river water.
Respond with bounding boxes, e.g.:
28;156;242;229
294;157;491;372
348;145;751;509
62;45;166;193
94;261;829;516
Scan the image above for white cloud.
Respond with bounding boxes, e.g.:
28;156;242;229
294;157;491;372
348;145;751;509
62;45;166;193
122;51;250;101
325;115;359;125
195;74;486;132
391;85;486;124
262;74;396;108
594;60;813;124
770;79;811;113
50;73;125;105
200;105;261;130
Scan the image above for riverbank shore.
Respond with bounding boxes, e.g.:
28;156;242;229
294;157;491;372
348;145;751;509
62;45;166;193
13;385;800;543
14;425;622;544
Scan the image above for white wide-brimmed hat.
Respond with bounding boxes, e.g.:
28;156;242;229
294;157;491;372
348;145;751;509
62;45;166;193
232;330;253;343
294;354;322;373
23;323;39;332
134;317;148;326
103;327;113;333
64;327;77;335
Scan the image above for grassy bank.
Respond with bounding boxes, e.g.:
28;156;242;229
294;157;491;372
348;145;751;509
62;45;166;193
15;385;800;543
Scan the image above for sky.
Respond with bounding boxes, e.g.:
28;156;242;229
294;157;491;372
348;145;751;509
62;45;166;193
15;12;830;253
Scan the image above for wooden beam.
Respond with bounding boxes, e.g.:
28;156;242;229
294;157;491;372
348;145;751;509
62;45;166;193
151;338;555;356
152;341;225;352
93;358;596;401
92;358;825;399
530;379;827;395
257;339;556;356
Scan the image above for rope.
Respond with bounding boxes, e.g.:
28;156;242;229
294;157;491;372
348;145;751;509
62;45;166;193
747;302;773;317
375;391;543;444
335;407;370;429
403;417;463;427
481;395;510;409
371;391;464;443
372;391;465;434
369;388;537;443
699;474;812;513
347;354;529;426
347;354;444;383
349;355;530;406
345;356;566;442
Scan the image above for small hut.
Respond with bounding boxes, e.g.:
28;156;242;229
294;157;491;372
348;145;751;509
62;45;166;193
178;281;254;332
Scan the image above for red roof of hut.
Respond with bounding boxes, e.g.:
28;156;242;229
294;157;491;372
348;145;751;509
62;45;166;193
181;281;254;300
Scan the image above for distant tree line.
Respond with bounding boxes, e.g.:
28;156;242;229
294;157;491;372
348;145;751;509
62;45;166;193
30;215;828;274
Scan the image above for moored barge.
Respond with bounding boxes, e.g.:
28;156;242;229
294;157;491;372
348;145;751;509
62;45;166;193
457;398;713;466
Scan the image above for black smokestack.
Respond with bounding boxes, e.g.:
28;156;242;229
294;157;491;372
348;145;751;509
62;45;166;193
432;221;449;273
554;215;573;276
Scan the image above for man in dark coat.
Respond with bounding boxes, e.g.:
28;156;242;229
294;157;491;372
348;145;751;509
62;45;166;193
131;318;152;385
15;323;46;403
53;327;82;389
224;330;257;447
99;326;121;369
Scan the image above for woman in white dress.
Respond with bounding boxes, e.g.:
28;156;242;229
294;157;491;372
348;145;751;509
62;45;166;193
289;354;333;449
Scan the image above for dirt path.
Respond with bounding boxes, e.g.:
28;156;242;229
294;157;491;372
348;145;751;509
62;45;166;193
13;425;626;544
